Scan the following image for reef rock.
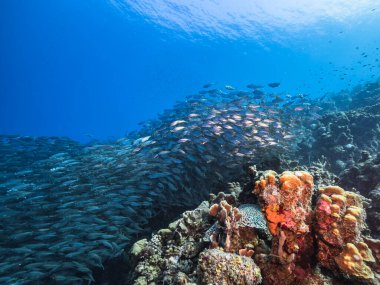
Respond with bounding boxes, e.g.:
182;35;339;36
340;153;380;196
130;201;210;284
300;103;380;174
340;153;380;238
198;249;262;285
349;82;380;110
368;188;380;239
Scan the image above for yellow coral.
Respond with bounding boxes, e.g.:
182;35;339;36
319;186;345;196
331;194;347;204
346;206;362;218
267;173;276;185
330;204;340;213
295;171;314;187
320;194;332;203
356;242;375;263
332;228;340;236
345;192;363;208
254;170;279;191
335;243;374;279
279;172;302;192
343;214;357;224
331;213;340;219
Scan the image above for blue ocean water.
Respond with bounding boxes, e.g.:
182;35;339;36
1;2;380;285
1;0;379;142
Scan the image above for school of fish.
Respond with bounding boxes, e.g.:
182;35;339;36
0;84;320;284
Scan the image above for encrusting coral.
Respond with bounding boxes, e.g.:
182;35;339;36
252;170;316;285
129;201;211;285
198;249;262;285
314;185;379;282
335;243;374;280
364;237;380;276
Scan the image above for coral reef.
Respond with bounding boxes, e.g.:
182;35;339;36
129;201;211;284
317;81;380;113
207;199;267;254
307;159;339;189
339;152;380;196
252;171;316;285
130;183;267;285
369;189;380;239
339;153;380;238
364;237;380;275
315;186;365;249
315;185;379;283
300;103;380;174
130;169;380;285
299;80;380;175
349;82;380;110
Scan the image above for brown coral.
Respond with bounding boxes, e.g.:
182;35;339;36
209;203;219;217
239;248;255;257
208;199;258;254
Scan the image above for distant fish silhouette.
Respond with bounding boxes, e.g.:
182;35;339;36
268;82;281;88
247;84;264;89
203;83;214;88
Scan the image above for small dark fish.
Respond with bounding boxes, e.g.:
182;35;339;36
268;82;280;88
203;83;214;88
247;84;264;89
207;89;220;94
319;93;328;101
271;96;284;104
253;89;264;96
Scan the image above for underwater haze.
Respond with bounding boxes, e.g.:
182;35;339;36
1;1;380;285
1;0;380;141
